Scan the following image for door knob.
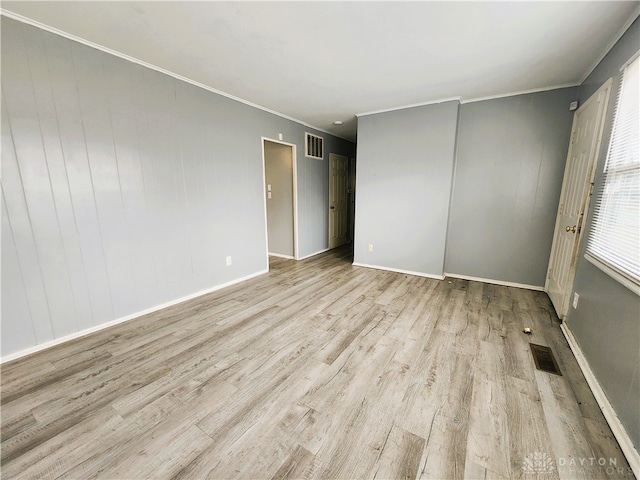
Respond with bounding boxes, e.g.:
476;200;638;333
565;225;576;233
330;206;335;209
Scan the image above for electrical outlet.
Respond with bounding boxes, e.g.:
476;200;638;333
572;292;579;309
226;256;232;266
368;244;373;252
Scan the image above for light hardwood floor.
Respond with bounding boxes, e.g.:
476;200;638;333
1;247;634;479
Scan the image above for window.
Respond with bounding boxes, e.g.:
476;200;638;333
585;54;640;294
305;133;323;159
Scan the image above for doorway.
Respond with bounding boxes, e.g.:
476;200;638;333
329;153;349;249
263;138;297;260
545;79;612;319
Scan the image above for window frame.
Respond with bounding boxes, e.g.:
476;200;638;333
584;52;640;296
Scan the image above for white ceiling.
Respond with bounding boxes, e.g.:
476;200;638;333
3;1;639;141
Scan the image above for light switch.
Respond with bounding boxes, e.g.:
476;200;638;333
267;192;272;199
267;184;272;191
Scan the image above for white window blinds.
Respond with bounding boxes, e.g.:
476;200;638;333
586;54;640;291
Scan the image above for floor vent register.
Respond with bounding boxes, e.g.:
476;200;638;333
529;343;562;376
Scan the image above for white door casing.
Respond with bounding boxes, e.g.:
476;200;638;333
329;153;349;249
348;157;356;242
546;79;612;318
261;137;298;262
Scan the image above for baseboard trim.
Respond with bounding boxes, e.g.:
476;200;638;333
268;252;295;260
0;269;268;364
444;272;544;291
298;248;330;260
352;262;445;280
561;322;640;478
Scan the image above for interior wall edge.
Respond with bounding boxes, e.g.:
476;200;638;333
445;86;578;287
297;248;331;261
352;262;445;281
443;273;544;292
442;102;463;275
460;82;579;104
355;96;462;117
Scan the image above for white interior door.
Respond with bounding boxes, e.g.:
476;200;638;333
329;153;348;249
546;80;612;318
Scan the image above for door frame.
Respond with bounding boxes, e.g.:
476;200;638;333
348;156;356;242
328;153;349;249
545;78;613;318
261;137;298;262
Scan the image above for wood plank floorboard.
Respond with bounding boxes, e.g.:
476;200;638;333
0;246;634;479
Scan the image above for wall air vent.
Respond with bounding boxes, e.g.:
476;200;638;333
305;133;324;160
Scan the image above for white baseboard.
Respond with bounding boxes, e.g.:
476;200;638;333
0;269;268;364
561;322;640;478
268;252;294;260
352;262;445;280
298;248;330;260
444;272;544;291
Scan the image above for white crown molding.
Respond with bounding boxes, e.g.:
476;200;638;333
356;97;462;117
579;5;640;84
3;5;637;141
461;83;580;104
0;9;352;143
355;82;583;116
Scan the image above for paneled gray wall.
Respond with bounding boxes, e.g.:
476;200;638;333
568;17;640;450
1;17;355;357
445;88;577;286
265;141;294;257
353;101;459;276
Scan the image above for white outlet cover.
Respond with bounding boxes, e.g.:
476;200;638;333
226;256;232;266
572;292;579;309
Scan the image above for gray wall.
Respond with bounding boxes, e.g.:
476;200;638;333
446;88;577;286
1;17;355;357
265;141;294;257
567;17;640;450
353;101;459;276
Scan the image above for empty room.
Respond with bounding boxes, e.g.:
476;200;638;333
1;2;639;479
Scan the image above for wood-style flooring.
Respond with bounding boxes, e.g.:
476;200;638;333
1;247;633;479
